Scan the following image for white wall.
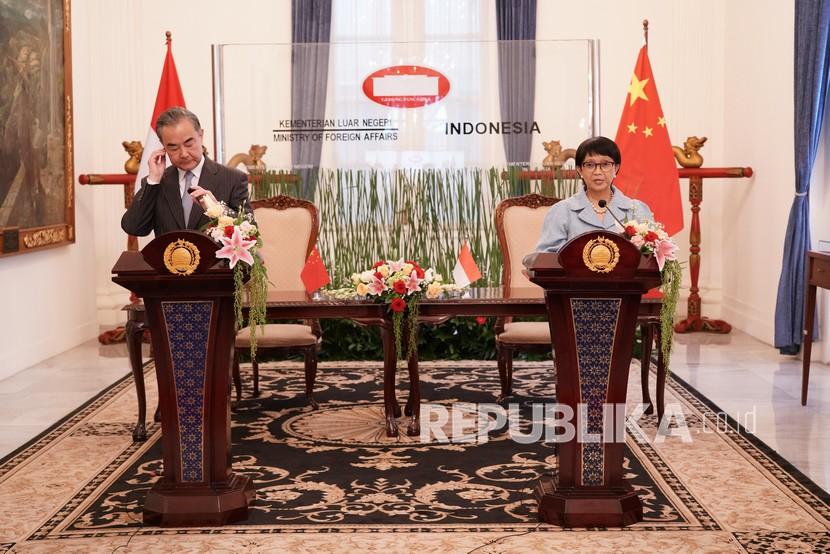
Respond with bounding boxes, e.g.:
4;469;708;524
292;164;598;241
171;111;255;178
721;0;795;344
0;235;98;381
1;0;807;378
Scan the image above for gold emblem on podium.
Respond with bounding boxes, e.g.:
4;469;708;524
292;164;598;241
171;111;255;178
583;236;620;273
163;239;201;276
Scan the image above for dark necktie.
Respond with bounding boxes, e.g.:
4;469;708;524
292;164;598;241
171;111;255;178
182;171;194;225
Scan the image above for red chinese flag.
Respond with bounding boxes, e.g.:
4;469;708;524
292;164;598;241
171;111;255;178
300;245;331;293
613;46;683;236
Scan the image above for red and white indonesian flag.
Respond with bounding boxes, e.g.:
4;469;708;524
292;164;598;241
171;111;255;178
452;241;482;287
134;34;186;191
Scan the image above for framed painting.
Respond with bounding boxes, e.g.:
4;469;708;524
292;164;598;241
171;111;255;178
0;0;74;256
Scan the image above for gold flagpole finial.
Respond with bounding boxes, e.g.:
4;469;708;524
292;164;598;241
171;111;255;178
642;20;649;46
165;31;172;45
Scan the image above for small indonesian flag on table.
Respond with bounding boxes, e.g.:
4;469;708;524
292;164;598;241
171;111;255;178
452;241;482;287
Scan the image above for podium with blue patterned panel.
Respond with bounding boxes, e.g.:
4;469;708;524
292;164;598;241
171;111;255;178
525;231;661;528
112;230;254;526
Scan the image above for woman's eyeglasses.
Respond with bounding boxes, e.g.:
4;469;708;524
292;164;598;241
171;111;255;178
581;161;615;172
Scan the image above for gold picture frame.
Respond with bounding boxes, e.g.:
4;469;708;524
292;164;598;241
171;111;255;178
0;0;74;256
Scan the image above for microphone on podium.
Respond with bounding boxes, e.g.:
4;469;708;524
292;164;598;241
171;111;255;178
598;199;626;232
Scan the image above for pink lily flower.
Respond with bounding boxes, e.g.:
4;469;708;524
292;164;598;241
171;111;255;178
215;226;256;269
368;276;386;295
654;239;679;271
405;271;421;294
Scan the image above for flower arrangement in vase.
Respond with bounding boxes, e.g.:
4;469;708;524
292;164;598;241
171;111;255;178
348;259;444;359
203;202;268;358
622;219;682;368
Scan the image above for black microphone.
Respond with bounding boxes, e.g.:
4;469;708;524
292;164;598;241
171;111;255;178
598;199;626;231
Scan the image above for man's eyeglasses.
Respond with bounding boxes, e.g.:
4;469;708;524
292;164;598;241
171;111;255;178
581;161;615;172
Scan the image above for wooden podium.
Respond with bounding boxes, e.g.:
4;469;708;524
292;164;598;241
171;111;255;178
525;231;661;527
112;231;254;526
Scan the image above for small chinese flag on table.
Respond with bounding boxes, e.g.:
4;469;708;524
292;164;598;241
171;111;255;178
300;245;330;293
613;45;684;236
452;241;482;287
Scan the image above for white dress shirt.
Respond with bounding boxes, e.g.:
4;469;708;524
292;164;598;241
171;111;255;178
178;156;205;196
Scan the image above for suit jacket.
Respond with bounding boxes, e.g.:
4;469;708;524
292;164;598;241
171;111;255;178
121;157;251;237
531;186;654;255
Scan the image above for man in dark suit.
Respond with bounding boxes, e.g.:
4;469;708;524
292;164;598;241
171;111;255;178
121;107;251;237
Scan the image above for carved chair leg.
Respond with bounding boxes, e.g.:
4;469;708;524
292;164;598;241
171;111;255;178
304;347;319;410
232;350;242;403
496;342;513;403
252;358;261;398
640;322;655;415
655;323;666;423
496;341;507;402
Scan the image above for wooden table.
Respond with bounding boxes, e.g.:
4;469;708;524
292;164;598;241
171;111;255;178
802;251;830;405
125;287;663;439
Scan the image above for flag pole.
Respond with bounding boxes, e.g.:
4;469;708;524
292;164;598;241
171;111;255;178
642;19;649;46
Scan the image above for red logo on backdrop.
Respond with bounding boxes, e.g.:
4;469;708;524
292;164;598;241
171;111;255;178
362;65;450;108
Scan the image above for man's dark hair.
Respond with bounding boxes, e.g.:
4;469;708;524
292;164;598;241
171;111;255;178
155;106;202;138
574;136;622;166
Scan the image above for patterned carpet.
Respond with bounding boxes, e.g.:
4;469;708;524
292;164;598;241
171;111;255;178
1;359;829;552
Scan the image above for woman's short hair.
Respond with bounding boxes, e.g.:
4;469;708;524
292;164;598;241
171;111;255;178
575;136;621;166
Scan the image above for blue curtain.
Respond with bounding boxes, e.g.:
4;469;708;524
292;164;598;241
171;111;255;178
774;1;830;354
291;0;332;199
495;0;537;170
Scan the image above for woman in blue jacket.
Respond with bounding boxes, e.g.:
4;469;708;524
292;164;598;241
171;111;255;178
533;136;653;254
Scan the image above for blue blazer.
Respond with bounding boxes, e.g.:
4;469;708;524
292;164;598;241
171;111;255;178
532;186;654;254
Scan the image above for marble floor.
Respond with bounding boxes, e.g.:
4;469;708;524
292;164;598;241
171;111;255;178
1;330;828;492
670;330;830;491
0;339;149;460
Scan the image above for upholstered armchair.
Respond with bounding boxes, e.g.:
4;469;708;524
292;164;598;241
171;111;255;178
232;195;323;409
493;194;560;402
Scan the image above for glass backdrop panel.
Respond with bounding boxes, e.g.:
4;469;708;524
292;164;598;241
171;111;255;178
213;39;597;171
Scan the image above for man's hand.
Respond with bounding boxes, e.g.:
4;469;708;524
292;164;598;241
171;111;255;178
188;185;218;206
148;148;166;182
